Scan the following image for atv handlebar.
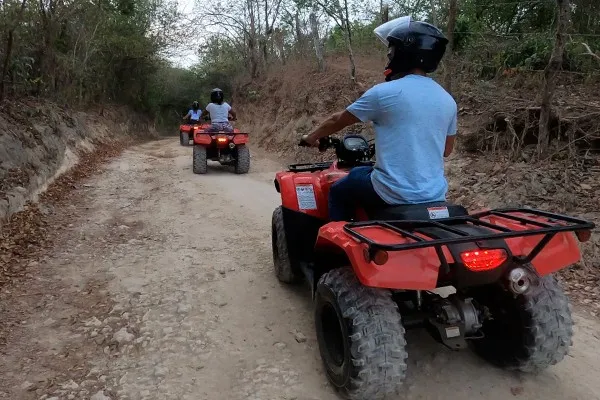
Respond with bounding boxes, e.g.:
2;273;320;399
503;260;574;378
298;135;341;152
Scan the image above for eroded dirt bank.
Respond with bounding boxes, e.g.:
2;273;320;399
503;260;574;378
0;99;155;225
1;139;600;400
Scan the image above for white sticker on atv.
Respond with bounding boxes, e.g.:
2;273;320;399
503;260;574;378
428;206;450;219
296;185;317;210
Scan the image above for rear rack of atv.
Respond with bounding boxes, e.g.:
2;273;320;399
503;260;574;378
344;208;595;265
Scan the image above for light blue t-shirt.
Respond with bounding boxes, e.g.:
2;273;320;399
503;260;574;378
347;75;457;205
189;109;202;120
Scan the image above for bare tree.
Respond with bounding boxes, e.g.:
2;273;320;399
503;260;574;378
443;0;457;94
429;0;437;25
0;0;28;101
310;8;325;71
315;0;356;82
538;0;570;157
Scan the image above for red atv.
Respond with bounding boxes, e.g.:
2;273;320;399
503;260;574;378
271;134;594;400
179;121;202;146
191;120;250;174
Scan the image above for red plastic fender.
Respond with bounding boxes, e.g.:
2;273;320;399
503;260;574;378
480;212;582;275
314;222;447;290
233;134;249;145
275;163;349;220
194;133;212;145
180;124;192;133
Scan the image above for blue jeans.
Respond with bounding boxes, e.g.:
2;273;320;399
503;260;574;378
208;122;233;133
328;166;387;221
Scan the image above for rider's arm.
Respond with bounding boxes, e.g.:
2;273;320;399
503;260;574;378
305;87;379;145
201;109;209;119
183;111;191;120
444;136;456;157
228;105;237;120
304;111;360;145
444;105;458;157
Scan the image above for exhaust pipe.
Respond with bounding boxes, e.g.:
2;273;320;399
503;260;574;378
507;267;531;295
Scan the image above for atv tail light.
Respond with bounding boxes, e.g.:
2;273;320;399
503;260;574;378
576;230;592;243
460;249;508;271
217;137;228;143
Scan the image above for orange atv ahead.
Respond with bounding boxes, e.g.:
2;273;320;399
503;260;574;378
191;121;250;174
179;121;206;146
271;133;595;400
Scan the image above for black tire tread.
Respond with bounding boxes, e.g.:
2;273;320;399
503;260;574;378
235;145;250;174
516;275;573;372
271;206;300;283
318;268;407;400
193;145;207;174
474;275;573;373
181;132;190;146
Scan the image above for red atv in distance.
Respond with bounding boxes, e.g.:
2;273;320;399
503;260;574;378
191;118;250;174
179;121;204;146
271;133;594;400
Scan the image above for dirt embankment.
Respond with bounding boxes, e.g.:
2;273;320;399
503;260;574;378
0;99;157;225
235;55;600;311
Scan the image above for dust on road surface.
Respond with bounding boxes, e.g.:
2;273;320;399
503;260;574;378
2;139;600;400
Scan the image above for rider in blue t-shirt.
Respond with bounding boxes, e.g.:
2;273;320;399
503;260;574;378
183;101;202;123
301;17;458;221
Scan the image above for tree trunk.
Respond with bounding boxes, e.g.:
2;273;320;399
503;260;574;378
294;11;303;54
247;0;259;77
344;28;356;82
430;0;438;25
538;0;570;157
343;0;356;82
262;0;269;65
0;0;28;101
443;0;458;93
310;10;325;72
382;4;389;23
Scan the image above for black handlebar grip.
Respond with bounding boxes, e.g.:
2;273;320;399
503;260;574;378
299;138;311;147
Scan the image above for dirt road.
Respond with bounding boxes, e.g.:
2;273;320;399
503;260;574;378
2;139;600;400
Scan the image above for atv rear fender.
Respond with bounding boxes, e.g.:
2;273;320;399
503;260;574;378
275;166;348;220
315;222;445;289
314;210;591;290
194;133;212;145
233;134;249;145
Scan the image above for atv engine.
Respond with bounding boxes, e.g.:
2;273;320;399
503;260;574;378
427;294;483;350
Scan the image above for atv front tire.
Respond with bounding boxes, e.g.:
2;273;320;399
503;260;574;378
271;206;301;283
235;145;250;174
193;145;207;174
315;268;407;400
181;132;190;146
471;275;573;373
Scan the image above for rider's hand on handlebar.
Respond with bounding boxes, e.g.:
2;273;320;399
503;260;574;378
299;134;318;147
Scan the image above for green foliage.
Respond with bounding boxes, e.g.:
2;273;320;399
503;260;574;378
0;0;186;116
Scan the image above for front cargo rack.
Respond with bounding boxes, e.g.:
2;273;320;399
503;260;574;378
344;208;595;265
288;162;333;172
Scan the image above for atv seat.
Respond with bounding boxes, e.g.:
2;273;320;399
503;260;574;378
367;201;468;221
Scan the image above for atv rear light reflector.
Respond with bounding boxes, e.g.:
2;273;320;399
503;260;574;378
576;230;592;243
460;249;508;271
372;250;388;265
363;249;389;265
